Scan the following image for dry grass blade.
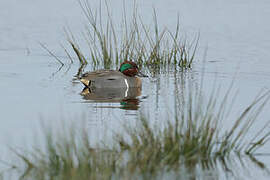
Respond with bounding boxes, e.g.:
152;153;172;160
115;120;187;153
39;42;64;66
68;40;87;65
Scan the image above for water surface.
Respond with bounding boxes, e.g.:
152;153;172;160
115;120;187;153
1;0;270;179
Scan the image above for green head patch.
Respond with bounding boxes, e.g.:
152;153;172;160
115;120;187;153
120;63;133;72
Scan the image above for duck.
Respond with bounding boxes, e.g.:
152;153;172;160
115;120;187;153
79;61;147;89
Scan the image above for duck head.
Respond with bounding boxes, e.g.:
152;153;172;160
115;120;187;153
119;61;147;77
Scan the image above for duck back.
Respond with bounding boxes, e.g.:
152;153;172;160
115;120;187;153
80;70;142;88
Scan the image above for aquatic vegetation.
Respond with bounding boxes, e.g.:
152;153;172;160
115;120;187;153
63;0;199;72
8;79;270;179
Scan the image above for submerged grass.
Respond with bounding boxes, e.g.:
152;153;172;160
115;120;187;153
62;0;199;73
8;79;270;179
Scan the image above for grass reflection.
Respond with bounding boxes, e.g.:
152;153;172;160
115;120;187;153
6;77;270;180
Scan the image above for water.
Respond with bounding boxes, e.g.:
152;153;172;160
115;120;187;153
1;0;270;179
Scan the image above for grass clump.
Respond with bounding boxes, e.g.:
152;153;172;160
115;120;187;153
63;0;198;72
8;81;270;179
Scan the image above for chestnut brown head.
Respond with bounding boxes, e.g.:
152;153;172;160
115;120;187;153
119;61;139;77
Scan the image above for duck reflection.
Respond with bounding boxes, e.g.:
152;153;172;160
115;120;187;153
80;87;141;110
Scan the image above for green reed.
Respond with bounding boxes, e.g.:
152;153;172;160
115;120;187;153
8;81;270;179
62;0;198;70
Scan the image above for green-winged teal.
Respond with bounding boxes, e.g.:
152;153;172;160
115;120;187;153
79;61;146;88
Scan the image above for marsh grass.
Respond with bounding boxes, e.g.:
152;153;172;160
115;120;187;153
9;81;270;179
62;0;199;74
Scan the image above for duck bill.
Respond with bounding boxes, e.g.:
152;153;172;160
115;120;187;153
137;71;148;77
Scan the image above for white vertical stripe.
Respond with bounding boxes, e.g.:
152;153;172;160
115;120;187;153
124;79;129;97
124;79;129;89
